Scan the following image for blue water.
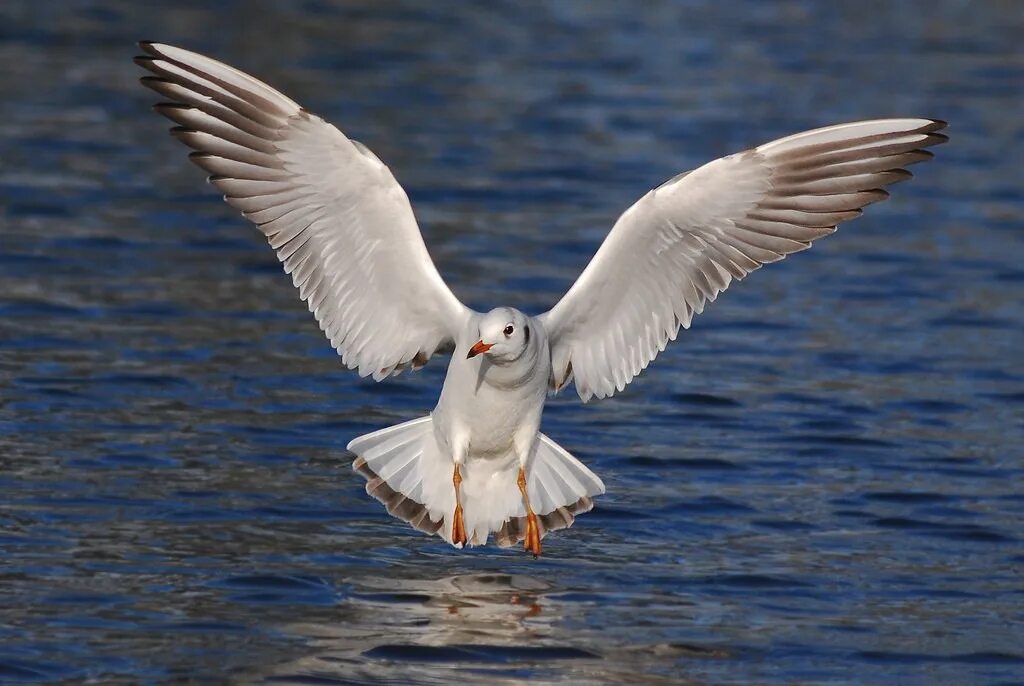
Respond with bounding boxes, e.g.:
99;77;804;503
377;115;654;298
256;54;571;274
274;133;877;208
1;1;1022;684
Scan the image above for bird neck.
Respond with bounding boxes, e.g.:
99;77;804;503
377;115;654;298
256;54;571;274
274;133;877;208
481;332;543;390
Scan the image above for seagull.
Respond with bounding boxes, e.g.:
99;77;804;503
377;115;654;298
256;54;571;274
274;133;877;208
135;42;946;556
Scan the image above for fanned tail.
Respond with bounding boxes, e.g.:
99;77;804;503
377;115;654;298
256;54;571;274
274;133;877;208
349;420;604;548
493;433;605;547
348;416;447;537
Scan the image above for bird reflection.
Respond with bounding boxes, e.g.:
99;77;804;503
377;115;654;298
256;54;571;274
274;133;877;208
242;572;583;685
420;573;548;629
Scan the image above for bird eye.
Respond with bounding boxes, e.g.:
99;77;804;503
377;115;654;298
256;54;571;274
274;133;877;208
503;325;514;336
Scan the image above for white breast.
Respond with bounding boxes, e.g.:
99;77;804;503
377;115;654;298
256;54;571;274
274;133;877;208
432;315;550;460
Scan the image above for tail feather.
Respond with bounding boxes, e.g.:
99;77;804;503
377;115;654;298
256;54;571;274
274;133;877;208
353;455;444;536
349;418;604;548
494;497;594;548
529;433;604;516
349;417;446;537
492;433;604;548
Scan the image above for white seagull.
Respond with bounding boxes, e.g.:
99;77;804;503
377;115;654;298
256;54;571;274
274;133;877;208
136;42;946;556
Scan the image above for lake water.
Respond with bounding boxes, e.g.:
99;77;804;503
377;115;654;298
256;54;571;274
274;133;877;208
1;1;1022;684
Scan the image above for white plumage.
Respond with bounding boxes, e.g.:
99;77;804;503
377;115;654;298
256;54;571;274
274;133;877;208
137;42;946;554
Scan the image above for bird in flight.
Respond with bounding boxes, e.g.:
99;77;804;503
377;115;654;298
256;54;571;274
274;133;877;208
136;42;946;556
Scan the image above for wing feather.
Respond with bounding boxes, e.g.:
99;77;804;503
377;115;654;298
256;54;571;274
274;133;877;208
137;43;471;379
540;119;947;401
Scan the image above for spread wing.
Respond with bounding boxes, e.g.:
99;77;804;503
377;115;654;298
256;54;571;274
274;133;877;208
540;119;947;401
136;42;471;380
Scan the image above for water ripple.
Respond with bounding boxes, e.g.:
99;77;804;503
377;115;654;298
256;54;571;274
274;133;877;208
0;2;1021;685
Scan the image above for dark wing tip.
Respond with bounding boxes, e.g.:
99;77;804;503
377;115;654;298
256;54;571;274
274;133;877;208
152;102;190;113
138;76;175;94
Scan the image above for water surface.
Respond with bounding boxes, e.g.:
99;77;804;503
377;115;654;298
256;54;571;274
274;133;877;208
1;1;1023;684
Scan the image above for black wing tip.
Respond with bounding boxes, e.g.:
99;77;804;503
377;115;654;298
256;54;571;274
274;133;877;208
138;40;162;55
138;75;172;93
152;102;190;112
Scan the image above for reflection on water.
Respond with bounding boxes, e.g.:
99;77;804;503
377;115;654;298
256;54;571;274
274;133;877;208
1;1;1023;684
250;572;720;685
252;574;586;684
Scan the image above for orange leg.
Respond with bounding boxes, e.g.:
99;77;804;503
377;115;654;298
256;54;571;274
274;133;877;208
452;464;467;547
517;467;541;558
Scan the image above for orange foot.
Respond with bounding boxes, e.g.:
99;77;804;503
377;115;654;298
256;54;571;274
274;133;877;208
452;503;467;547
524;510;542;558
517;466;542;558
452;464;467;547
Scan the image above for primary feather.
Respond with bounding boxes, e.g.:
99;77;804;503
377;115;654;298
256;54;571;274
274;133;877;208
136;42;471;380
540;119;947;401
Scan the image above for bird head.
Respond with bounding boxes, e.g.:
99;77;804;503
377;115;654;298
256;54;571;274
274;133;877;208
467;307;531;362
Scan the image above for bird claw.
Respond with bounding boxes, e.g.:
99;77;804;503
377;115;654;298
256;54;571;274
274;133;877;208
524;511;541;558
517;466;542;557
452;503;468;547
451;464;468;547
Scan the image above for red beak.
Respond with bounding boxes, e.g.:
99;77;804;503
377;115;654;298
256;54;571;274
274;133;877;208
467;340;493;359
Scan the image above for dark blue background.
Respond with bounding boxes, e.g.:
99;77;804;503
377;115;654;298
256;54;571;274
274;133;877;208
1;1;1022;684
